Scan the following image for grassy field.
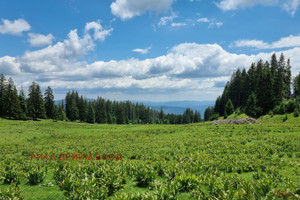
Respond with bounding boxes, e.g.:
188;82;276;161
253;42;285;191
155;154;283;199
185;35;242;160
0;114;299;199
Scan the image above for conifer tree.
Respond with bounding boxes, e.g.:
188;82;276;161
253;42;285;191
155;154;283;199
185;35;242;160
224;99;234;118
294;72;300;98
19;88;27;120
87;102;95;123
27;82;46;120
44;86;55;119
4;78;21;119
245;93;261;118
0;74;6;117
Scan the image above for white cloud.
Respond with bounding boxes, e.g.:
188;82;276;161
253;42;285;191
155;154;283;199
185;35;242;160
282;0;300;16
132;46;152;54
28;33;54;47
158;13;177;27
197;18;209;22
216;0;300;15
20;20;112;73
84;20;113;41
0;18;31;36
171;22;187;27
233;35;300;49
2;36;300;101
111;0;174;20
0;56;21;75
197;17;223;28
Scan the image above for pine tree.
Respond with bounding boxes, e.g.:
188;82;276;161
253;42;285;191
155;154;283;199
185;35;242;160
52;105;58;121
4;78;21;119
159;108;164;124
44;86;55;119
245;93;261;118
95;97;107;123
228;69;242;108
87;102;95;123
224;99;234;118
294;72;300;98
182;108;193;124
27;82;46;120
193;110;201;122
204;106;213;121
256;64;274;114
283;59;292;99
57;102;66;121
78;96;87;122
116;103;125;124
19;88;27;120
0;74;7;117
65;91;79;121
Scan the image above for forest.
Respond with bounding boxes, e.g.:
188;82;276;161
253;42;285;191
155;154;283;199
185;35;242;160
204;53;300;120
0;75;201;124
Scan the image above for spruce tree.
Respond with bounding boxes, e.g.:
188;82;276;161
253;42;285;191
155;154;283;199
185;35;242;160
87;102;95;123
78;96;87;122
19;88;27;120
27;82;46;120
116;103;125;124
245;93;261;118
95;97;107;123
4;78;21;119
0;74;7;117
224;99;234;117
293;72;300;98
44;86;55;119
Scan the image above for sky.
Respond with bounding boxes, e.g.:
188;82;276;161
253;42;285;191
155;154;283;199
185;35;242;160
0;0;300;102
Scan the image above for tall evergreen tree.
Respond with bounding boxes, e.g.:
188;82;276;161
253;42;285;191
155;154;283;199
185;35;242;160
86;102;95;123
27;82;46;120
245;92;261;118
65;91;79;121
224;99;234;117
4;78;21;119
0;74;7;117
19;88;27;119
204;106;213;121
116;103;125;124
77;96;87;122
294;72;300;98
44;86;55;119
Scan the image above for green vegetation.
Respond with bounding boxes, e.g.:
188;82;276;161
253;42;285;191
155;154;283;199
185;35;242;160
206;53;300;120
0;117;299;199
0;74;201;125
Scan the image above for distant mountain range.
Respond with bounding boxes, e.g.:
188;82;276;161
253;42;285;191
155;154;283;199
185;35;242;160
141;101;215;117
55;99;214;118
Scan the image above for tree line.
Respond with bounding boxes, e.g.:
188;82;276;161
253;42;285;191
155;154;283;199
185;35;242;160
0;74;201;124
204;53;300;120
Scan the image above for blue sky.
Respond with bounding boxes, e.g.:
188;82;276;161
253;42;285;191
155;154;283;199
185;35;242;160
0;0;300;101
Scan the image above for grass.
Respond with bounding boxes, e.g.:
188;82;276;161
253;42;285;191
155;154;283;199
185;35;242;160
0;116;299;199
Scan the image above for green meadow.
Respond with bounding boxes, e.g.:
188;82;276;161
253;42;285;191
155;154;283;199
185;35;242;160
0;114;299;199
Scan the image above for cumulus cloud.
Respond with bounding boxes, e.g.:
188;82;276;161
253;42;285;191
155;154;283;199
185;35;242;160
111;0;174;20
132;46;152;54
216;0;300;15
2;38;300;101
21;20;112;73
0;56;21;75
84;21;113;41
0;18;31;36
233;34;300;49
28;33;55;47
